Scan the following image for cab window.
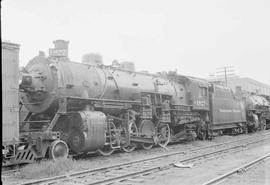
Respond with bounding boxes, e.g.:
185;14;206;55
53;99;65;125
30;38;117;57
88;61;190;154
199;87;208;97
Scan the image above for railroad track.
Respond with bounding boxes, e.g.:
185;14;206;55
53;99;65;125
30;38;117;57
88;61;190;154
3;131;268;177
0;132;261;177
2;169;20;177
18;133;270;185
201;153;270;185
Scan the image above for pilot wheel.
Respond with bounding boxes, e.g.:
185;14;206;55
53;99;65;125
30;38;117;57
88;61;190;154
49;140;69;161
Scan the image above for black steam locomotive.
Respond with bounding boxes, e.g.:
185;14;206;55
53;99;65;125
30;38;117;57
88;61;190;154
2;40;269;165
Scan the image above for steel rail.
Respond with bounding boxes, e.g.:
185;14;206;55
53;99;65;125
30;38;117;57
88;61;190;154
18;135;264;184
1;137;233;178
19;134;270;185
85;137;270;185
201;153;270;185
2;169;19;176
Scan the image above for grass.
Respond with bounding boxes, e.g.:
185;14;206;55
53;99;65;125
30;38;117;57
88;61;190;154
18;158;78;179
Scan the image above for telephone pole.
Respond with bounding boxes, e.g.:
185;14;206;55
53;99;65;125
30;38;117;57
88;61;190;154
215;66;236;86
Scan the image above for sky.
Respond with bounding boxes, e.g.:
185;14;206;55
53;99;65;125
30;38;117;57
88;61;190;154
2;0;270;85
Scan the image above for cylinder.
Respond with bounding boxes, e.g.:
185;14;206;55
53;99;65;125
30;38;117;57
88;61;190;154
78;111;106;152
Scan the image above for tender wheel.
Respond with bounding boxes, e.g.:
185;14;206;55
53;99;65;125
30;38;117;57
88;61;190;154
49;140;69;161
97;122;116;156
207;130;213;140
196;121;207;140
121;121;138;153
260;119;266;131
157;123;170;147
198;130;207;140
139;120;155;150
243;125;248;134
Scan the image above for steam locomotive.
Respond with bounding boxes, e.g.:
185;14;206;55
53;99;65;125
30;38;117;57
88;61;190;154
2;40;269;165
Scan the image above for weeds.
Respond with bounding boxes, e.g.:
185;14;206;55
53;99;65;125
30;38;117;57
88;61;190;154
18;158;76;179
